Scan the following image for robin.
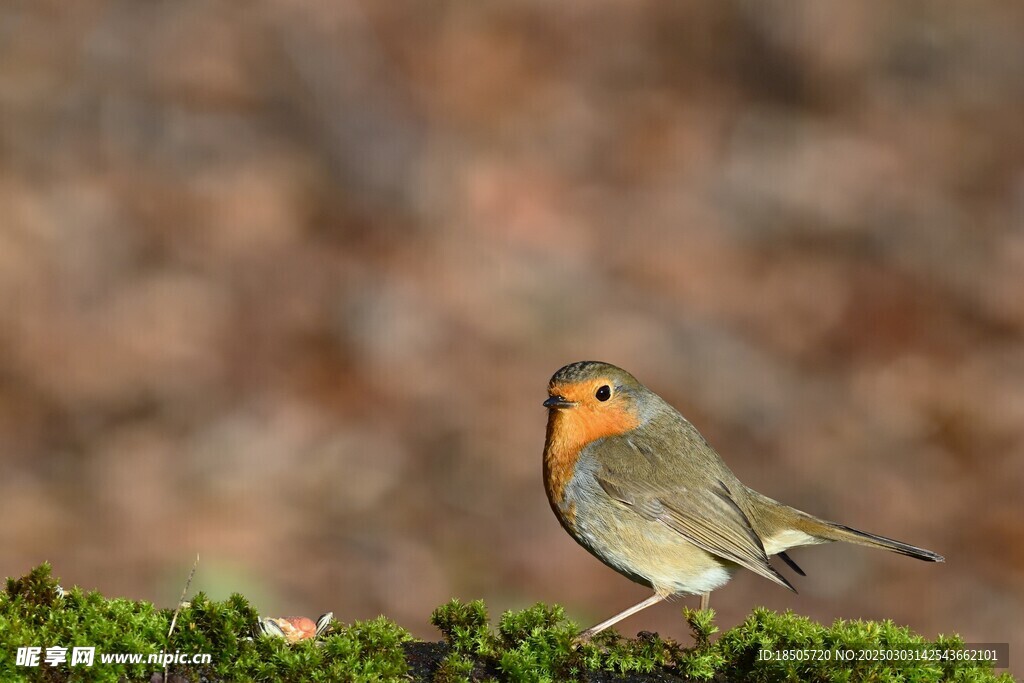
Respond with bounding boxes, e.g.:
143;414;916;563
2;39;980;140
542;361;943;636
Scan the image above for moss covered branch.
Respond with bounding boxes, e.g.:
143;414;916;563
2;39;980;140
0;565;1010;682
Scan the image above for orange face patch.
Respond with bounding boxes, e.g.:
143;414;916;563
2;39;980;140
543;379;641;515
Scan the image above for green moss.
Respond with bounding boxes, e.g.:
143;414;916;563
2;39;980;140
494;603;580;681
432;598;497;659
429;599;1011;683
431;599;575;682
715;607;1013;683
429;600;712;681
0;564;412;682
1;563;167;682
1;565;1013;682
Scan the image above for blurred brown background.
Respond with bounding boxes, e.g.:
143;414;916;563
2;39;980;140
1;0;1023;654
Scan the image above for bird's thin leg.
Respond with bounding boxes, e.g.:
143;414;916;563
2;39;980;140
699;592;710;611
579;594;665;638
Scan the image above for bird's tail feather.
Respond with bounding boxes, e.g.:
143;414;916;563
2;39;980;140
796;517;944;563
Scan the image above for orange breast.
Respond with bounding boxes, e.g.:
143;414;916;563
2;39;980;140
543;403;640;527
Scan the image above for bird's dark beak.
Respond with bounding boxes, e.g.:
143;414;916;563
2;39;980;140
543;395;576;409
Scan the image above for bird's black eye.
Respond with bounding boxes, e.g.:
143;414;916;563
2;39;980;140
595;385;611;401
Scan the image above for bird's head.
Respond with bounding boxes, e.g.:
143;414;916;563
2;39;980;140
543;361;646;451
